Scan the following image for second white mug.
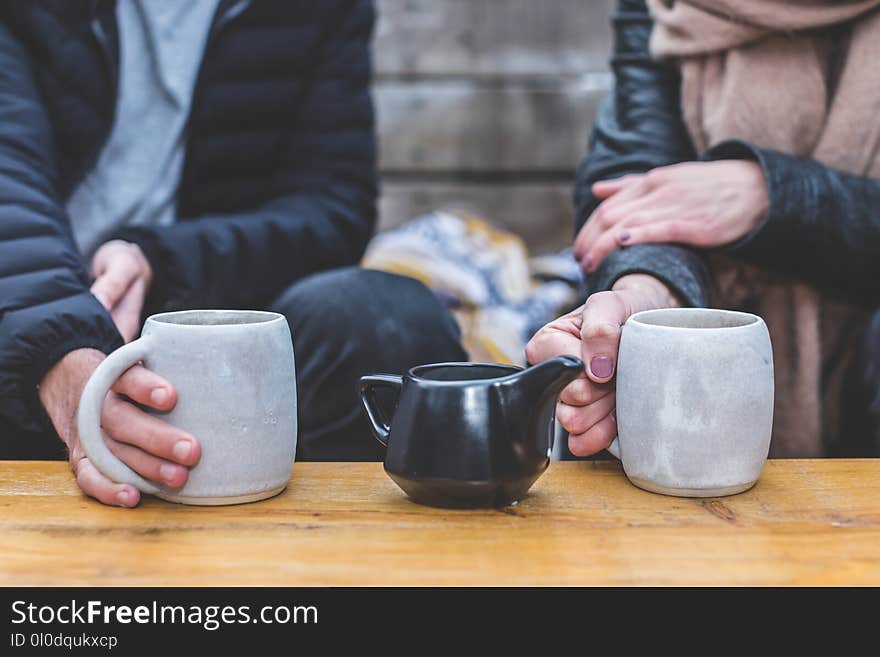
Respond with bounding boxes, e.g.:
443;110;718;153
610;307;774;497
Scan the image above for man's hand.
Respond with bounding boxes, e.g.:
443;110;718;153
38;348;201;507
573;160;769;273
91;240;153;342
525;274;680;456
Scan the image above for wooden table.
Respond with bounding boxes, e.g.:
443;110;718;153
1;460;878;586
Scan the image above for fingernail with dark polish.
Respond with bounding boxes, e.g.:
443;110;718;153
590;355;614;379
618;230;631;243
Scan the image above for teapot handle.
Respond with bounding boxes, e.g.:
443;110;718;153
358;374;403;447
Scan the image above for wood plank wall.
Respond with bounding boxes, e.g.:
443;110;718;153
373;0;616;254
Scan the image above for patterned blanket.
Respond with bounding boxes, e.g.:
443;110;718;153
362;211;584;365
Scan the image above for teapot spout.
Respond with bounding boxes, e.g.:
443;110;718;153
517;355;584;408
495;356;585;462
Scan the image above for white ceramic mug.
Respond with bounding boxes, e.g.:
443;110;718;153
610;308;774;497
77;310;297;505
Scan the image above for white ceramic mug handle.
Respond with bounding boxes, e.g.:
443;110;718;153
607;436;621;460
76;336;160;494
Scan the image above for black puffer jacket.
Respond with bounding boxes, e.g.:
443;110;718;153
580;0;880;307
0;1;376;435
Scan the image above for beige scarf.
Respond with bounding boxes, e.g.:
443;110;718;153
647;0;880;456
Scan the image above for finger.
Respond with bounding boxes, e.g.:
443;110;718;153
574;208;611;267
574;179;652;264
568;413;617;457
556;393;616;435
617;220;705;248
90;257;140;310
102;396;200;466
558;375;611;406
112;364;178;412
525;322;585;367
589;188;667;229
580;291;630;383
110;277;147;342
73;456;140;507
582;196;678;270
614;207;683;245
91;274;136;311
90;243;113;279
591;174;642;199
91;239;140;271
572;222;593;265
106;439;189;488
592;174;655;215
576;193;639;262
581;222;625;273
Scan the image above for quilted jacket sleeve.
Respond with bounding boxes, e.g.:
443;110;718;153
0;21;123;433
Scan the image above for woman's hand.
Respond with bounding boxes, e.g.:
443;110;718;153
525;273;680;456
573;160;769;273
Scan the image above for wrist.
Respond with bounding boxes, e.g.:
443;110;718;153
738;160;769;233
38;348;106;447
611;273;682;312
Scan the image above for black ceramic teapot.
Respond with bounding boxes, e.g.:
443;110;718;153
358;356;583;508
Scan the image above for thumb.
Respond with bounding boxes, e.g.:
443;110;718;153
580;291;630;383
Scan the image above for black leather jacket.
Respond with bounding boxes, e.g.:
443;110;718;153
579;0;880;307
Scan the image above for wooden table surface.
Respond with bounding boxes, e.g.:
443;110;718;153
1;460;878;586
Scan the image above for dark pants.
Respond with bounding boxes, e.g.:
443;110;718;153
271;267;467;460
1;267;467;461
